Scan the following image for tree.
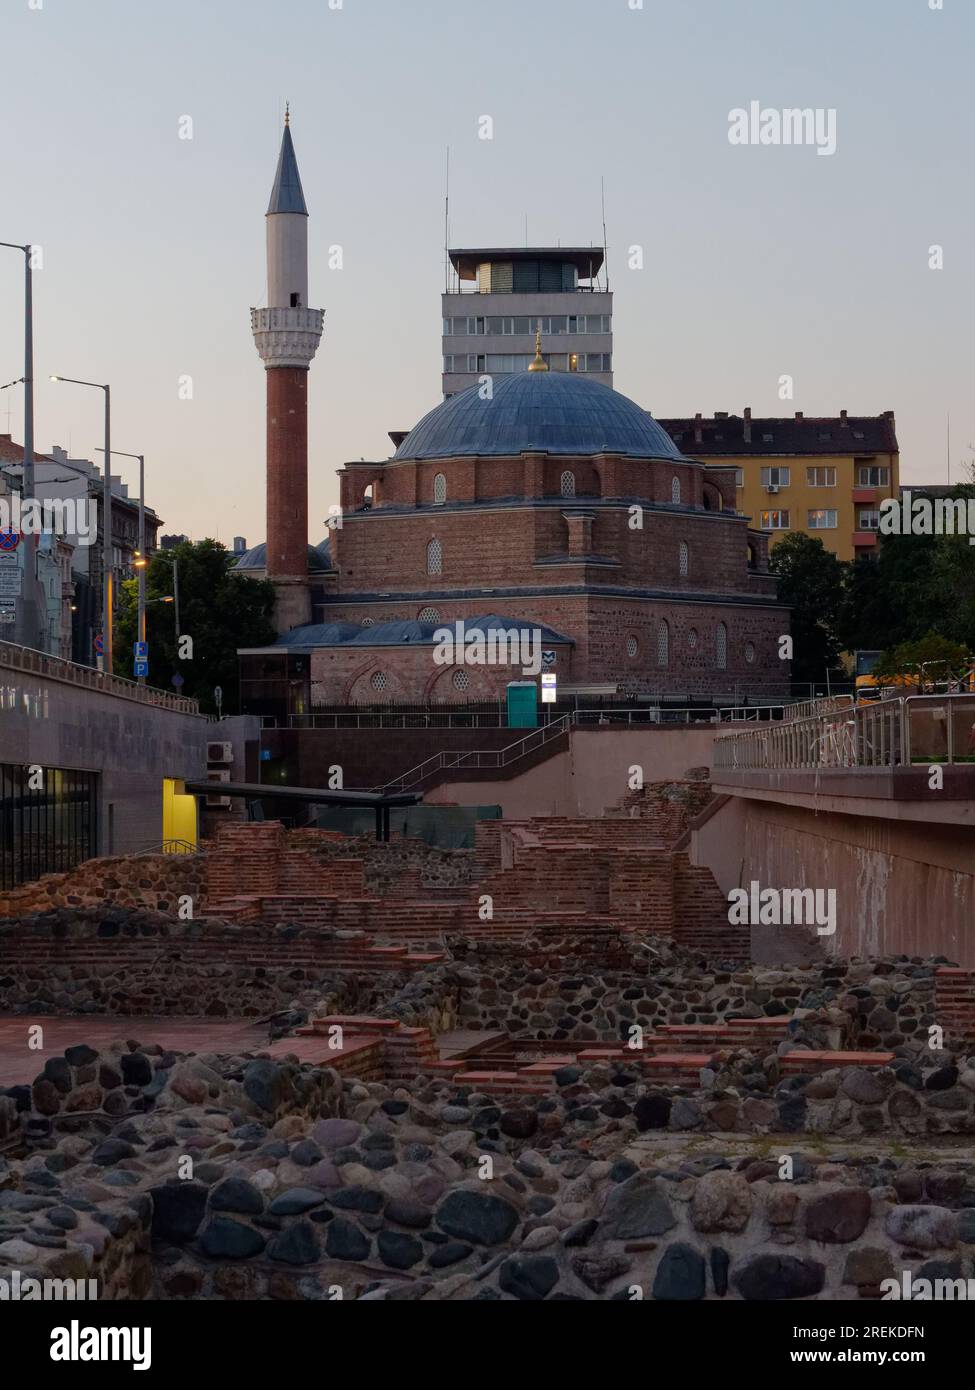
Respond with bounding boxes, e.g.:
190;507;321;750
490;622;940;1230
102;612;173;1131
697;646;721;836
874;632;971;683
116;539;276;713
769;532;846;684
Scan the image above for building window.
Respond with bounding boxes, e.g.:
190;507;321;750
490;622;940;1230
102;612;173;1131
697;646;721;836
807;466;837;487
687;628;699;650
858;509;881;530
452;669;470;691
745;641;756;664
433;473;447;505
418;607;441;623
759;510;791;529
671;476;681;504
0;763;97;891
656;620;670;667
716;622;727;670
857;464;890;487
626;635;638;658
734;468;744;488
371;671;388;692
679;540;689;576
760;466;791;488
807;509;838;529
560;471;576;498
427;538;443;575
361;617;375;627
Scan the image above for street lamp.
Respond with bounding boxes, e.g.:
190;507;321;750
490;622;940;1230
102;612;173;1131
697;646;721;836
50;375;112;672
96;447;145;682
1;240;40;650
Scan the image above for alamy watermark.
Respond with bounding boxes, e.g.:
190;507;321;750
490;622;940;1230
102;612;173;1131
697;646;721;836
433;622;543;677
728;102;836;157
0;1268;98;1300
728;881;836;936
880;490;975;545
0;494;96;544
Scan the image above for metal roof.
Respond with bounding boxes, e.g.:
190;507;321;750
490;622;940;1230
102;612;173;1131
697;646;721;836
267;124;308;216
269;614;576;651
233;542;331;573
393;373;684;463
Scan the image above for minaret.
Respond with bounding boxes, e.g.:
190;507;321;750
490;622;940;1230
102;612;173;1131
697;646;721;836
251;107;324;632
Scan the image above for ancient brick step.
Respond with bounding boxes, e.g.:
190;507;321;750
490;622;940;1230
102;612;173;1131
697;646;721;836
780;1050;896;1072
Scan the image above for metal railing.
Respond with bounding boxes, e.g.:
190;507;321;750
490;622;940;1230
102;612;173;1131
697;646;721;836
261;702;827;733
713;694;975;772
378;716;574;792
0;640;201;716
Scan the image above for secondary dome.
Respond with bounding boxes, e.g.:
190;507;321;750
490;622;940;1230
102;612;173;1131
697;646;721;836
393;371;683;461
233;541;331;573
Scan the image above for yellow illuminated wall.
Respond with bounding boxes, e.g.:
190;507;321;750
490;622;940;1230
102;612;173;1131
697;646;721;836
162;779;198;851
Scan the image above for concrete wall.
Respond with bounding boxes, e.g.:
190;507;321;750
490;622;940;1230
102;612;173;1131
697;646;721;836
0;663;212;856
426;726;719;817
690;794;975;967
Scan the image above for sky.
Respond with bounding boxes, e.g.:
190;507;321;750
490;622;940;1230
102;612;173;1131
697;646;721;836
0;0;972;544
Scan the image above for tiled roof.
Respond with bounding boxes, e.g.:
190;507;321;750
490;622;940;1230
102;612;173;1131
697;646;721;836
0;434;52;464
658;413;898;457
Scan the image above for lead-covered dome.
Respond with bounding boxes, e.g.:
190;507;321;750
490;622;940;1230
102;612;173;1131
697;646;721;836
393;372;683;461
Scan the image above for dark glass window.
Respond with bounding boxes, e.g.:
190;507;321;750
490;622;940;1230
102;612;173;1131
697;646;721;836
0;763;97;891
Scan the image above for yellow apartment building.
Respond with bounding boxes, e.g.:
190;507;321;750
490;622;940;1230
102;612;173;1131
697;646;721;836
657;409;900;563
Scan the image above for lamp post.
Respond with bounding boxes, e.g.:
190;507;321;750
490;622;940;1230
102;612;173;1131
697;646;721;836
50;376;112;672
0;241;40;650
97;447;145;681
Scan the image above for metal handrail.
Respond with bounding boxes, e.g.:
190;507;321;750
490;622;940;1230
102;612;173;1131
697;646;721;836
0;639;201;716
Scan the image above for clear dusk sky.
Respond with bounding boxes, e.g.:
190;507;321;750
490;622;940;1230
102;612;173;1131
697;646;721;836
0;0;971;544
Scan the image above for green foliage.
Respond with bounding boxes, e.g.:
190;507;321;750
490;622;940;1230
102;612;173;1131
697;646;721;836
873;632;970;681
768;532;846;683
115;539;276;713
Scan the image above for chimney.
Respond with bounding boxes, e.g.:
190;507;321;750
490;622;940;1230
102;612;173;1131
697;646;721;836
694;412;703;445
840;409;848;426
714;411;728;420
795;411;803;421
743;407;752;444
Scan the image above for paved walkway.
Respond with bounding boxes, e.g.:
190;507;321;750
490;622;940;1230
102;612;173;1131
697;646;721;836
0;1015;271;1087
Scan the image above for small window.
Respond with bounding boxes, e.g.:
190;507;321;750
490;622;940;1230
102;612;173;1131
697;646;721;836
716;622;728;671
687;628;699;650
858;510;881;530
734;468;745;488
656;620;670;668
452;669;470;691
760;466;791;487
807;509;838;529
759;510;790;530
857;464;890;487
418;607;441;623
371;671;388;692
745;641;756;664
433;473;447;505
626;635;638;658
679;541;689;577
361;617;375;628
671;476;681;504
427;538;443;575
761;432;774;443
560;471;576;498
290;292;301;308
806;466;837;487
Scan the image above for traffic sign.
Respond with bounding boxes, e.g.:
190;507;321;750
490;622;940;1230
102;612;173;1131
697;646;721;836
213;685;223;712
93;634;104;657
134;641;148;659
0;530;20;552
171;673;185;690
134;660;149;678
541;672;557;705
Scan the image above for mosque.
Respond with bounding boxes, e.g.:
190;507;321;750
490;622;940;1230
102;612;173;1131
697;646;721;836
236;117;788;712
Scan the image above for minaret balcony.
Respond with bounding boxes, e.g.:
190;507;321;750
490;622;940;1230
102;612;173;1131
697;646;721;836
251;306;325;369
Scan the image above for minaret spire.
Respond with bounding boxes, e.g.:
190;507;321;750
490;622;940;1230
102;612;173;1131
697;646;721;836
250;113;325;633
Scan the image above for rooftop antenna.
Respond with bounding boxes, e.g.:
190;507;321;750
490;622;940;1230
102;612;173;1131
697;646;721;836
524;214;528;247
443;146;450;293
947;413;951;485
601;176;610;292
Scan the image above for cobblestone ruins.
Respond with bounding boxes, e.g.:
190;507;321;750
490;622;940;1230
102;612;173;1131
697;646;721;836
2;781;974;1302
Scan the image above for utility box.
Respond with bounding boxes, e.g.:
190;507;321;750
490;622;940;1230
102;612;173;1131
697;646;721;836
507;681;538;729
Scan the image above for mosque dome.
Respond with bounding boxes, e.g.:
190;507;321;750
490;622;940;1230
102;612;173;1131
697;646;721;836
234;541;331;573
393;371;683;462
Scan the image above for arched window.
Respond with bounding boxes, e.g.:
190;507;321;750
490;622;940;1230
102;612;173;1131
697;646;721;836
371;671;388;692
418;607;441;623
656;620;670;668
426;538;442;575
433;473;447;505
679;540;689;577
671;476;681;504
626;635;638;659
560;470;576;498
687;628;699;650
716;622;728;670
452;669;470;691
745;641;756;664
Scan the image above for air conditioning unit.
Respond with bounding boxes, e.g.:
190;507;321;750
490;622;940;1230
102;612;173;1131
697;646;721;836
765;484;779;495
207;741;233;765
206;769;231;808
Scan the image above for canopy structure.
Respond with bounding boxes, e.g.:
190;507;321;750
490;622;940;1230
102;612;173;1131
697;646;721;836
183;781;422;841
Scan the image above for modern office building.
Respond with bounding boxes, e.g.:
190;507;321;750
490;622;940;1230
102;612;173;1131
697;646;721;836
657;410;900;563
442;247;612;398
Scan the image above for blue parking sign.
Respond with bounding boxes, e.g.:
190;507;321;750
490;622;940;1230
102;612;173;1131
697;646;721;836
134;659;149;678
134;641;149;659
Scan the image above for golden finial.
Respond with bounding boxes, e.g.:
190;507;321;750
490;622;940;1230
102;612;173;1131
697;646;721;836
285;102;290;127
528;324;549;372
